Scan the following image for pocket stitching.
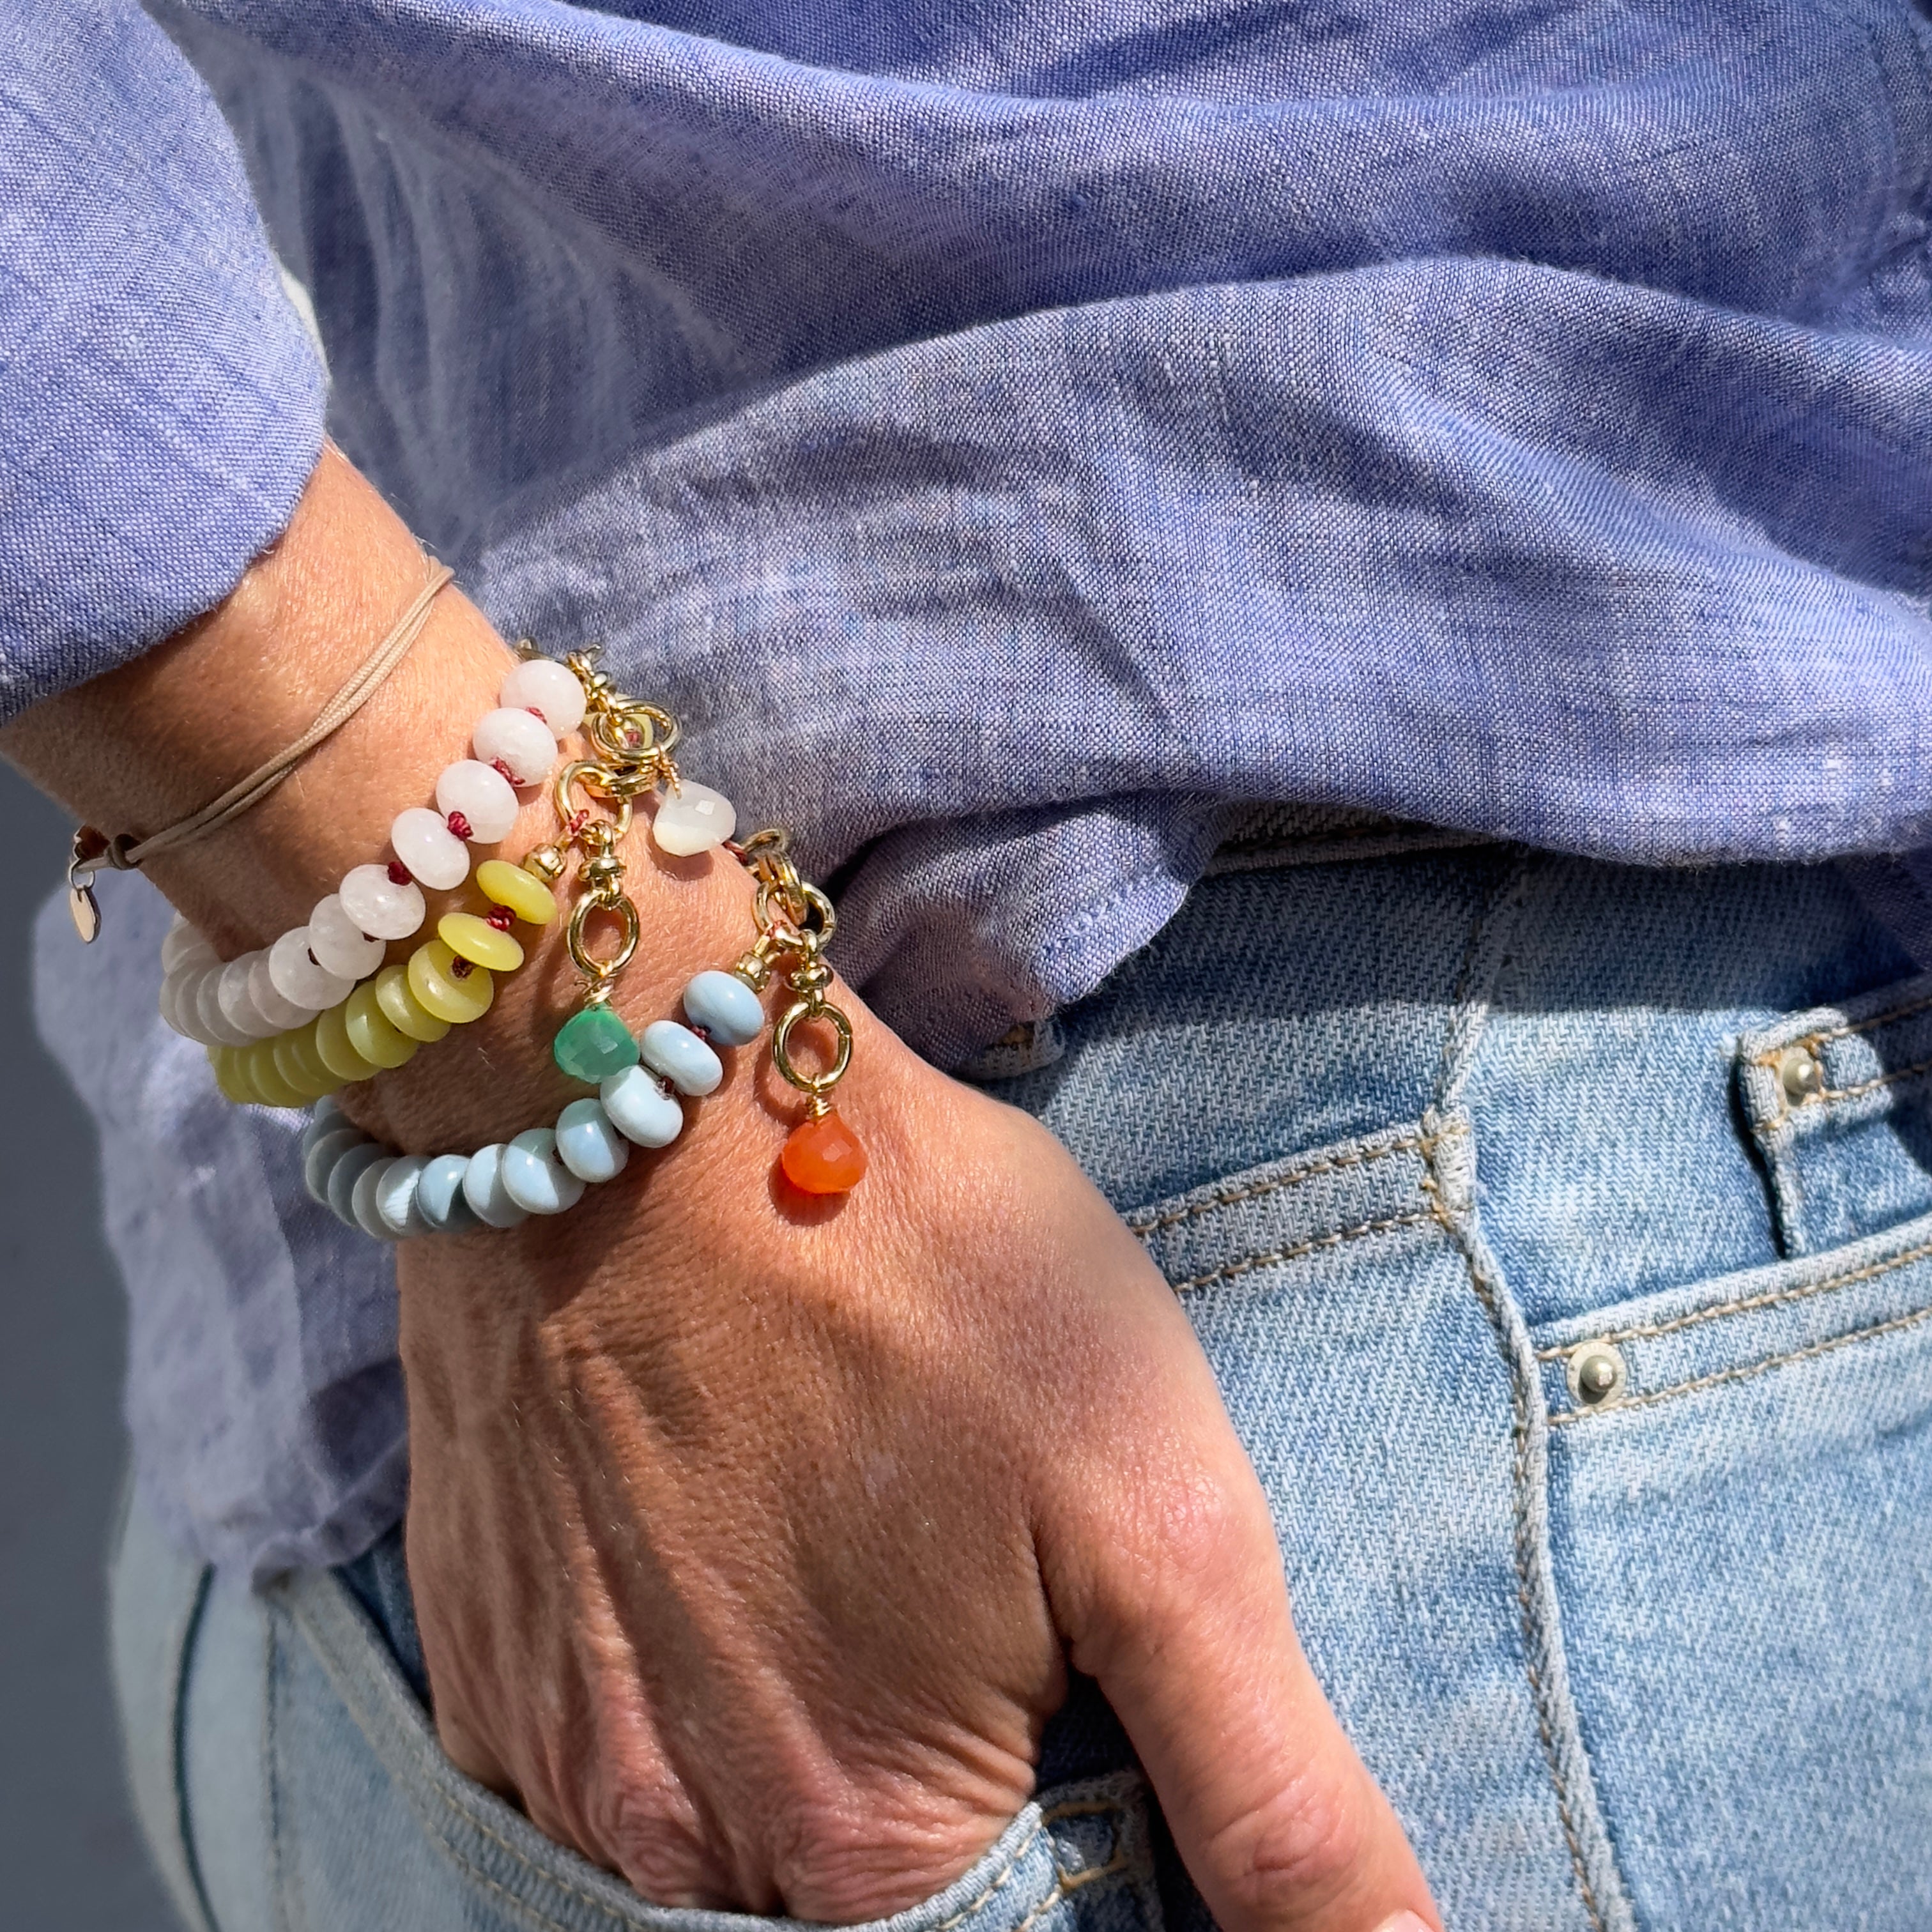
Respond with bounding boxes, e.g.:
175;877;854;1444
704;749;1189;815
1126;1128;1441;1234
1548;1298;1932;1426
1532;1233;1932;1356
1167;1207;1438;1294
928;1818;1046;1932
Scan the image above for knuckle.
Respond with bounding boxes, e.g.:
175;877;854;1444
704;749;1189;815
604;1786;725;1908
1209;1777;1368;1921
767;1795;1000;1922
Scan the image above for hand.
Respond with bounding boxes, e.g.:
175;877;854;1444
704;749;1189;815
2;443;1439;1932
379;984;1441;1932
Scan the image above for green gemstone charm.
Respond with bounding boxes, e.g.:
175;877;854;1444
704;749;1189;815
552;1005;640;1082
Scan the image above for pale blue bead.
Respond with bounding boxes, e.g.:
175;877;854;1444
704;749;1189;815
555;1098;630;1183
502;1128;587;1215
305;1127;367;1206
301;1096;349;1160
599;1064;684;1147
374;1154;431;1238
462;1144;529;1229
416;1153;479;1234
325;1142;387;1227
351;1158;402;1241
681;969;763;1048
640;1018;723;1096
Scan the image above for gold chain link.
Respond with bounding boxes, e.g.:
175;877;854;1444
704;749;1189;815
525;642;855;1117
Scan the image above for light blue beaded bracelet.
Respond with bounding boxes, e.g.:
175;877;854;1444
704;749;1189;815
300;962;758;1240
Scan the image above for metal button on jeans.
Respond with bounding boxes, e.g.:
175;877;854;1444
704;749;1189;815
1780;1044;1824;1103
1567;1340;1629;1408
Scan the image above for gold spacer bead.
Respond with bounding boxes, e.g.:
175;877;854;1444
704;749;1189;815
582;852;624;890
523;845;566;884
732;952;772;992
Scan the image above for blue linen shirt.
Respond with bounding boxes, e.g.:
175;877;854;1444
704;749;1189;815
7;0;1932;1573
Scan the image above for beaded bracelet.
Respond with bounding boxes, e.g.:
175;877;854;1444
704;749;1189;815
162;661;607;1107
295;652;864;1223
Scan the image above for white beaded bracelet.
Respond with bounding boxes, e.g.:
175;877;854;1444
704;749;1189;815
159;656;588;1047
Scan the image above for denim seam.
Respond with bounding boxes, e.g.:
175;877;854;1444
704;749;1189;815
1166;1208;1438;1294
1126;1131;1438;1234
1434;849;1536;1113
170;1564;222;1932
1804;987;1932;1046
265;1607;306;1932
1547;1299;1932;1425
1533;1234;1932;1356
1426;1141;1631;1932
929;1819;1046;1932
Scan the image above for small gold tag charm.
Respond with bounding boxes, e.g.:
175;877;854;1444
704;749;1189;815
67;825;109;943
68;880;101;943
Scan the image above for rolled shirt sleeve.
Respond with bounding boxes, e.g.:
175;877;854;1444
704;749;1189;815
0;0;325;721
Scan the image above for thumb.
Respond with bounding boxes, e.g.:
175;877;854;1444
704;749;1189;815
1048;1455;1441;1932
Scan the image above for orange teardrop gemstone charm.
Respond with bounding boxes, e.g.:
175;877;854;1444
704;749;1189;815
780;1110;868;1194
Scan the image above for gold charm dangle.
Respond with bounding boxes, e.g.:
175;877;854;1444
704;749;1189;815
731;831;866;1193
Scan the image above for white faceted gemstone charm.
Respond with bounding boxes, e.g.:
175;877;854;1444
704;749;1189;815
651;782;735;856
471;708;556;787
270;926;355;1012
499;657;586;736
307;894;387;980
434;759;520;844
339;863;425;942
249;951;314;1032
390;806;471;891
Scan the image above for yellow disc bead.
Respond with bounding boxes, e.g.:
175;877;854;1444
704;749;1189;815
273;1025;339;1100
210;1045;257;1105
314;1001;379;1083
374;962;450;1043
438;910;525;974
245;1038;307;1108
345;981;421;1071
409;939;494;1025
291;1019;346;1093
476;858;558;926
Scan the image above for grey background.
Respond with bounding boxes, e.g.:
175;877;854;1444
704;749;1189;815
0;759;177;1928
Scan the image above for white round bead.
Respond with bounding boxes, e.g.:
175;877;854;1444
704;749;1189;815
471;708;556;787
167;967;220;1045
161;918;215;976
270;926;355;1012
651;781;736;856
197;964;257;1046
498;657;586;736
307;894;387;980
249;951;314;1032
434;759;520;845
389;806;471;891
218;953;280;1039
338;863;425;942
158;972;190;1039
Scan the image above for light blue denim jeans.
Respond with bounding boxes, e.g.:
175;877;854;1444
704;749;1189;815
112;843;1932;1931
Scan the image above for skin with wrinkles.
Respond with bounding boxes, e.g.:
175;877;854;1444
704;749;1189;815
3;447;1440;1932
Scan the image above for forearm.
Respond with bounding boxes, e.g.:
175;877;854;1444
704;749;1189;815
1;443;880;1163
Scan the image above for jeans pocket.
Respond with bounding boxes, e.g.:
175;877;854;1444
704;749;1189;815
272;1564;1165;1932
1531;1213;1932;1929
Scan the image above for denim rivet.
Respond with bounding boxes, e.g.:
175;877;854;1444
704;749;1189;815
1779;1045;1824;1103
1567;1340;1628;1408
